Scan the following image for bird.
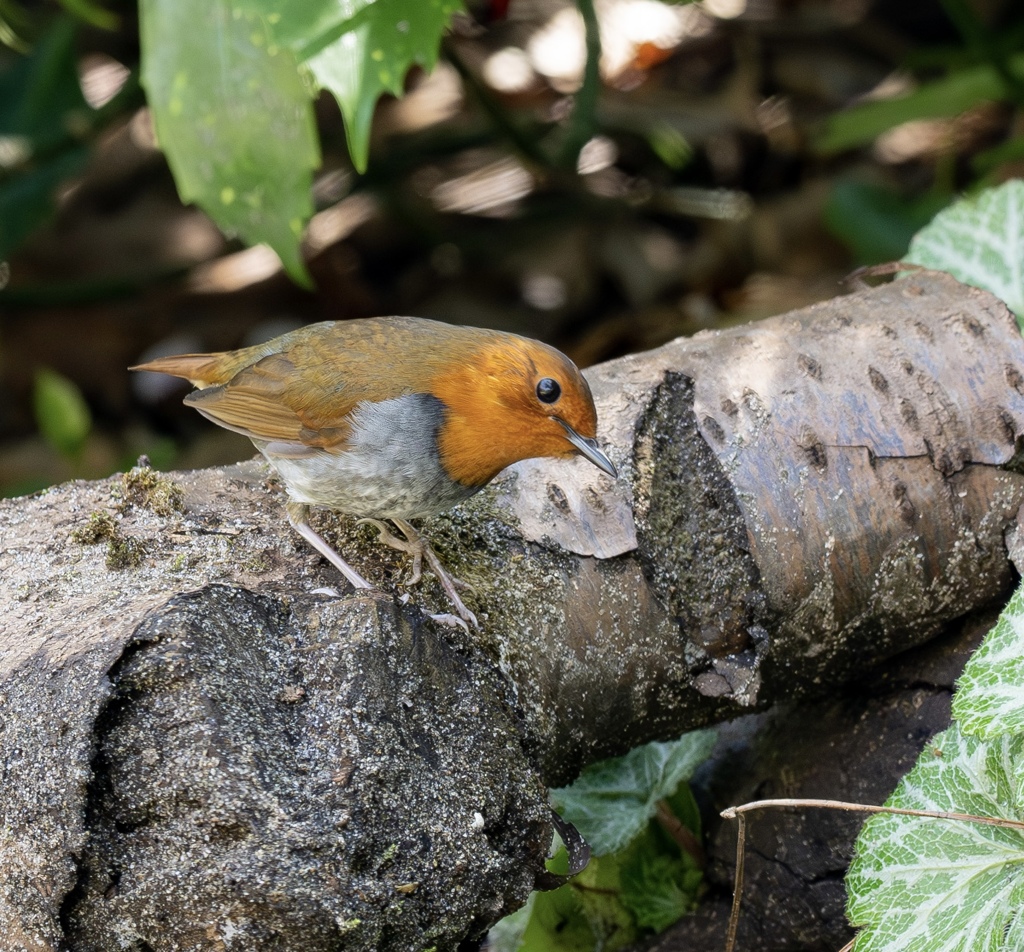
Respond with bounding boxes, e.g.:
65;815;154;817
132;316;617;627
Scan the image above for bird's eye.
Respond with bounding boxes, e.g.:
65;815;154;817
536;377;561;404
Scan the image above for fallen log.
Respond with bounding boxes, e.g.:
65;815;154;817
2;270;1021;949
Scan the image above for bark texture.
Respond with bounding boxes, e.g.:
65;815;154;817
1;271;1022;949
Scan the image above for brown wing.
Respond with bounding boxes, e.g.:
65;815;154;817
183;352;354;449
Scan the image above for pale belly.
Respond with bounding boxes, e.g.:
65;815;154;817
255;393;480;520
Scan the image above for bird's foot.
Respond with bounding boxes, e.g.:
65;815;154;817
428;612;470;633
357;518;424;582
287;503;372;590
392;519;479;629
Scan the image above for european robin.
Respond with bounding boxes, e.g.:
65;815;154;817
132;316;617;626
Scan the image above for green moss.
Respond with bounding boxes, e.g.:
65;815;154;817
117;465;184;516
105;535;148;570
70;511;119;544
70;509;147;570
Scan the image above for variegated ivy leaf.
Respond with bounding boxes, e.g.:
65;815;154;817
953;582;1024;738
905;180;1024;324
846;722;1024;952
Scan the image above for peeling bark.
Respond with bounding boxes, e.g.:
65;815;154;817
1;272;1022;949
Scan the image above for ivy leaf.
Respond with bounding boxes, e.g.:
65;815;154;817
904;179;1024;323
551;729;716;856
846;722;1024;952
953;582;1024;738
305;0;463;172
139;0;319;284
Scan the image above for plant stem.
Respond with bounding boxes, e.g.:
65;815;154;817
558;0;602;170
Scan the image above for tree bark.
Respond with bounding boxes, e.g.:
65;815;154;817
2;271;1022;949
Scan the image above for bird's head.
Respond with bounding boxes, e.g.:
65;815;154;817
429;334;617;488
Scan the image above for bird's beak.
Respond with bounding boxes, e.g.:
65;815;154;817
557;419;618;478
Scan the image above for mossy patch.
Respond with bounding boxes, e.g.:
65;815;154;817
116;465;184;516
70;510;147;569
70;512;119;545
105;535;148;570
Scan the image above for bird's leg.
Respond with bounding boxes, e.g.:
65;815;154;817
391;519;478;628
286;502;372;590
356;518;424;583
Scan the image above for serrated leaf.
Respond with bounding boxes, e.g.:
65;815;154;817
33;368;91;457
244;0;373;53
905;180;1024;322
139;0;319;283
551;729;716;856
619;825;700;932
847;722;1024;952
305;0;463;172
953;583;1024;738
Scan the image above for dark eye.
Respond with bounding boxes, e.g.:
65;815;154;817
536;377;561;404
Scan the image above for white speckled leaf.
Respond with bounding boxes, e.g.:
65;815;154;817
905;180;1024;322
847;722;1024;952
953;583;1024;738
305;0;463;172
140;0;319;283
550;730;716;857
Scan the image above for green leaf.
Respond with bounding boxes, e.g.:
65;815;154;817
517;886;595;952
551;729;716;856
905;179;1024;321
816;56;1024;155
953;582;1024;738
572;852;638;951
249;0;373;53
846;722;1024;952
139;0;319;284
33;368;91;457
485;893;535;952
305;0;464;172
824;180;950;265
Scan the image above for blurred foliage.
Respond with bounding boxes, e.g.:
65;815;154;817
824;179;950;264
817;0;1024;155
0;18;91;260
33;366;91;457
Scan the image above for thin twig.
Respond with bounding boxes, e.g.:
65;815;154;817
724;811;746;952
721;797;1024;831
720;797;1024;952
